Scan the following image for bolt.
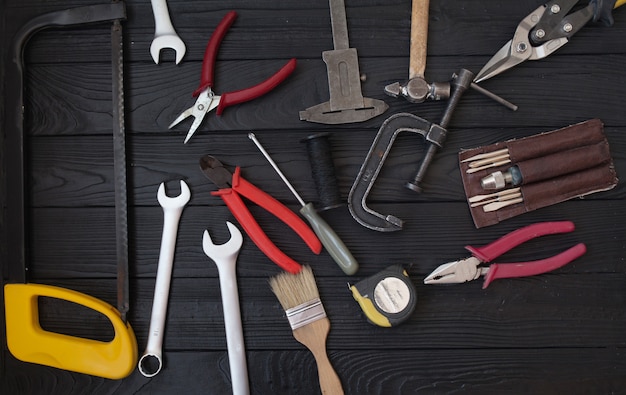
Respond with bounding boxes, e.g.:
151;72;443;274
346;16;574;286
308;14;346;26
534;29;546;39
516;42;528;53
563;23;573;33
550;4;561;14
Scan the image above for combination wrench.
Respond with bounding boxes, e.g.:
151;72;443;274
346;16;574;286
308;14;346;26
150;0;186;64
139;180;191;377
203;222;249;395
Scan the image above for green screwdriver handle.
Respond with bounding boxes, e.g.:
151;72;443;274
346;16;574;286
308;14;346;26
300;203;358;275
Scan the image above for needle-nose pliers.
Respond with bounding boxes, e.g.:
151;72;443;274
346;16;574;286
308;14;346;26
169;11;297;143
424;221;586;289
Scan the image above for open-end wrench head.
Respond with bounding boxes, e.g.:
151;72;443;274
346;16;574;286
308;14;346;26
157;180;191;208
203;222;244;262
150;35;186;65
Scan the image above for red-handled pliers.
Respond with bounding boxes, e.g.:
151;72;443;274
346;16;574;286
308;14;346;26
200;155;321;274
423;221;586;289
169;11;297;143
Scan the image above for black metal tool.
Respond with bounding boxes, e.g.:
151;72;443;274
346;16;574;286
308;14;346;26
404;69;474;193
474;0;624;83
2;2;137;379
299;0;388;124
349;69;499;232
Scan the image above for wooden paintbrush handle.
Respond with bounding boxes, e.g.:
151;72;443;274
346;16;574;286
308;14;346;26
293;318;344;395
409;0;429;79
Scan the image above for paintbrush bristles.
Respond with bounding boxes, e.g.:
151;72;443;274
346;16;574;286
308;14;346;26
270;266;320;310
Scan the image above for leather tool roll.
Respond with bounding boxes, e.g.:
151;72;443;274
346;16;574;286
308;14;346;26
459;119;618;228
515;141;610;185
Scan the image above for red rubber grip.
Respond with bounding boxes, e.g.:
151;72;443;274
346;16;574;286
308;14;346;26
216;58;297;114
211;167;321;273
193;11;238;97
482;243;586;288
465;221;576;263
230;167;321;254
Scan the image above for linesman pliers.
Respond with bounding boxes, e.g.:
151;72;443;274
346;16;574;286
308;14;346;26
424;221;586;289
475;0;625;82
169;11;297;143
200;155;322;274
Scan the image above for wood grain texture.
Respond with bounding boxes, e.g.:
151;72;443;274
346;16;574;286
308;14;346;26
2;0;626;394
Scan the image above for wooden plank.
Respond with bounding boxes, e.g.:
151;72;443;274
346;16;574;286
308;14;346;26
23;55;626;138
29;273;626;351
27;131;626;207
12;0;626;63
27;201;626;279
2;348;626;394
2;0;626;393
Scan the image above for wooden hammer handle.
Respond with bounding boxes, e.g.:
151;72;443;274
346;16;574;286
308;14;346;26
409;0;429;79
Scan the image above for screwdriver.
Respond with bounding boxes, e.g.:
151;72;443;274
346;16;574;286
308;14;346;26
248;133;359;275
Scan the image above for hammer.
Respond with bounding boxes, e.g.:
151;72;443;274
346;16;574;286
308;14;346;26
385;0;517;110
384;0;450;103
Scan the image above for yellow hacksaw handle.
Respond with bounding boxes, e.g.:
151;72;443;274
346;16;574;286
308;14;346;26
4;283;137;379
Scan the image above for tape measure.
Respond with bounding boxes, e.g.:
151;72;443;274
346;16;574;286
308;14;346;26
349;265;417;327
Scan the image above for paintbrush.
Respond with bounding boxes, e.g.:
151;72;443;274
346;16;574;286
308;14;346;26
269;266;344;395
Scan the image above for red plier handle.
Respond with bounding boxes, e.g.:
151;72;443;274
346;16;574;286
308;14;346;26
192;10;297;115
193;11;237;97
465;221;586;289
212;167;322;274
466;221;576;262
482;243;586;288
216;58;296;115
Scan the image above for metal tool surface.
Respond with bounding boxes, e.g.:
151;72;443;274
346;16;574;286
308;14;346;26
2;2;137;379
249;133;358;275
349;70;476;232
203;222;249;395
150;0;186;64
424;221;586;288
384;0;450;103
200;155;321;273
299;0;388;124
348;113;432;232
384;0;520;111
474;0;624;83
169;11;296;143
139;181;191;377
111;3;130;325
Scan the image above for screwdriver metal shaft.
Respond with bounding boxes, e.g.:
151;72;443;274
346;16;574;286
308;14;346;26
248;133;358;275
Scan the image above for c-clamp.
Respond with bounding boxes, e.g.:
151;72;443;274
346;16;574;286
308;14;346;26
348;69;514;232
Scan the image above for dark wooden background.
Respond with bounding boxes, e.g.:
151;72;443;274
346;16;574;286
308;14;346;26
1;0;626;393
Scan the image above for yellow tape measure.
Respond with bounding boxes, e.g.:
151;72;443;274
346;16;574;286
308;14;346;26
349;265;417;327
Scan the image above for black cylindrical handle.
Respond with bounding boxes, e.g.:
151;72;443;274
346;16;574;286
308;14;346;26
302;133;342;211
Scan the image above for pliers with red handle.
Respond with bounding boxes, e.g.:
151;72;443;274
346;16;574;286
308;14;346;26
423;221;586;289
169;11;297;143
200;155;321;274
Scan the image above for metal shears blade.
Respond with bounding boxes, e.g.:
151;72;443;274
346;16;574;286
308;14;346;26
474;5;569;83
169;90;221;143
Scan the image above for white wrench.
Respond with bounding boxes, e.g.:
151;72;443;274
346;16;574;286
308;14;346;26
139;180;191;377
150;0;186;64
203;222;249;395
